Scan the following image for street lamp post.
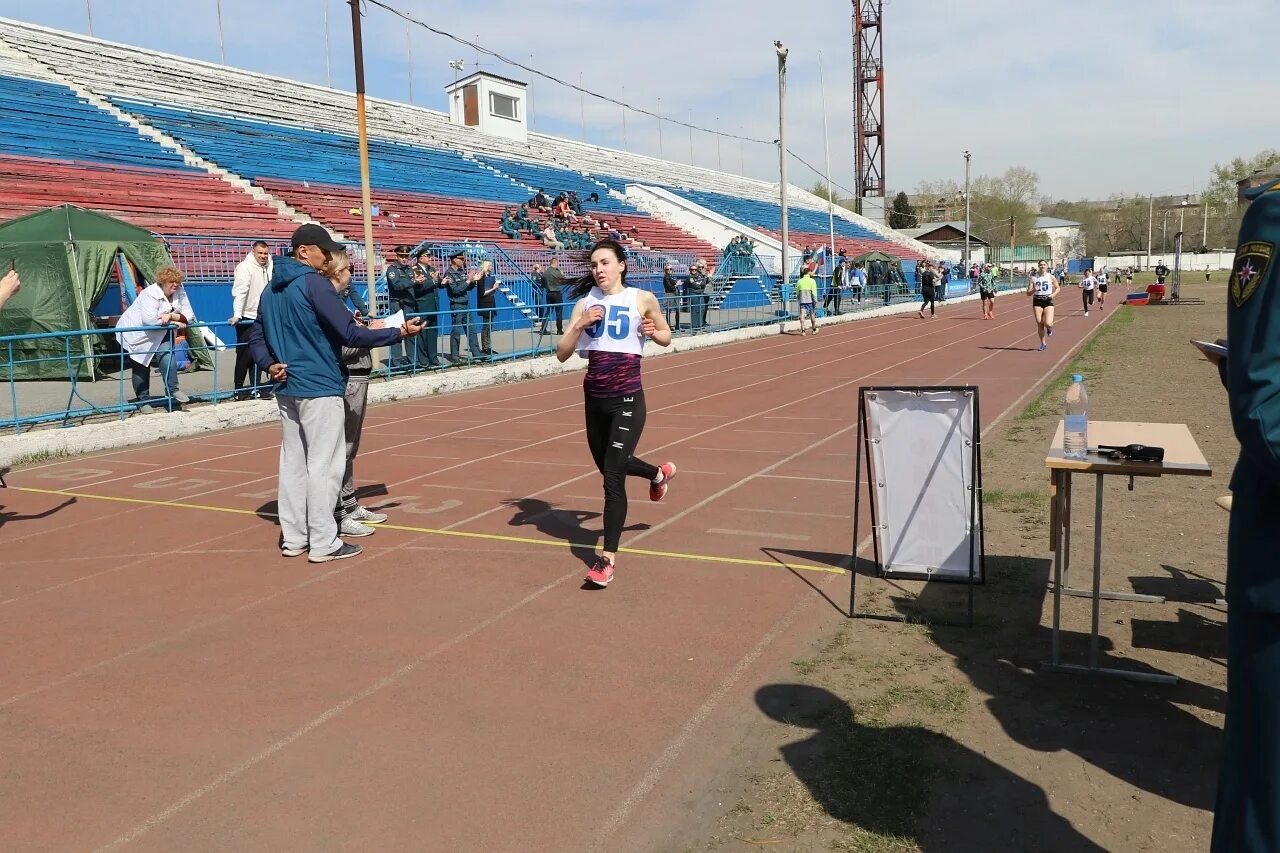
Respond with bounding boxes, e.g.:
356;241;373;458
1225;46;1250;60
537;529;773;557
775;41;790;313
963;150;972;272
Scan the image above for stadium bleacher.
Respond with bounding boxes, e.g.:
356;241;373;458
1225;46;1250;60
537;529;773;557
0;71;295;237
0;16;933;268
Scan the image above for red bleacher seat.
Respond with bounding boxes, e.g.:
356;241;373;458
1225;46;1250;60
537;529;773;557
0;154;296;237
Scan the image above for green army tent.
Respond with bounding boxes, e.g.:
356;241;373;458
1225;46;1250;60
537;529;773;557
0;205;210;380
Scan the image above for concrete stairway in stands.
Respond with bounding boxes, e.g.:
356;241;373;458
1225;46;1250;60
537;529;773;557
0;36;330;237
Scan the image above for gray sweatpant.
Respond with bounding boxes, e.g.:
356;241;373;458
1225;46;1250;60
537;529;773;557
335;375;370;523
276;394;345;558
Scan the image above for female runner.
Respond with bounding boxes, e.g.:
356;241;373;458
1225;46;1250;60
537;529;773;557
1026;259;1060;351
556;239;677;588
1079;267;1097;317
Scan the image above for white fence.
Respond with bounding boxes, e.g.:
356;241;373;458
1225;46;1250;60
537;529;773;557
1094;250;1235;272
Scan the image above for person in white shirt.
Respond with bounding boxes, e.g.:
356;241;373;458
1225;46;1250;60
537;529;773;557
229;240;273;400
1079;268;1097;317
541;221;565;251
115;266;197;409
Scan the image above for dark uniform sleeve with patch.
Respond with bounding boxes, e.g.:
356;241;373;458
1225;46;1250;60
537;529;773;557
1212;181;1280;853
1226;188;1280;488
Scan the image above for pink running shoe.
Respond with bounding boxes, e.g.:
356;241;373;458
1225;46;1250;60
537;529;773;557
650;462;678;502
585;555;615;587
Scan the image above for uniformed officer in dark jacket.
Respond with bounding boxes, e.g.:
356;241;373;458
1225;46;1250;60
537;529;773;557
686;259;710;330
662;263;682;330
384;245;414;368
410;248;445;368
443;249;482;363
1213;175;1280;853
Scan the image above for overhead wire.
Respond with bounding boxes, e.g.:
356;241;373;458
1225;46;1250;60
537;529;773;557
361;0;857;197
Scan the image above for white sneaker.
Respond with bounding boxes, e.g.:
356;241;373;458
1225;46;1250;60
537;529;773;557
351;505;387;524
1085;311;1090;316
339;518;376;537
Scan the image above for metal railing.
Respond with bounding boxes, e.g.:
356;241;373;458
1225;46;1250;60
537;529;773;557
2;293;780;434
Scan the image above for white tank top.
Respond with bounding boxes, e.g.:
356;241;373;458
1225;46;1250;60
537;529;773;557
1030;273;1054;296
1081;275;1096;290
576;286;645;356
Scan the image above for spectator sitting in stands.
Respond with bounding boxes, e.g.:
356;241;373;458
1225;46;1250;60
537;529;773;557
500;207;522;240
530;188;549;210
587;192;600;204
553;194;572;221
541;220;565;251
568;191;582;215
115;265;196;411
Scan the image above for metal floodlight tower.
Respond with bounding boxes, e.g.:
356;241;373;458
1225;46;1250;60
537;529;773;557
853;0;885;219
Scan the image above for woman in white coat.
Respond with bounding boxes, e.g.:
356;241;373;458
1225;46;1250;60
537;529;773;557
115;266;196;409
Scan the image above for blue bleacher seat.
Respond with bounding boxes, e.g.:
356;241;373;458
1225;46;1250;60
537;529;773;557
114;100;532;204
472;155;638;215
0;75;194;170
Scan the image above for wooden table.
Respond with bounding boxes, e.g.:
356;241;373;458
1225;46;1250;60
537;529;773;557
1044;421;1212;683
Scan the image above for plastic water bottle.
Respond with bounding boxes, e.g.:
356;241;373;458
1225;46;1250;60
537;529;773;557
1064;374;1088;459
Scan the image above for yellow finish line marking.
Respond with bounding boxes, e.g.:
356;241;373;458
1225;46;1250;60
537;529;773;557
11;486;847;576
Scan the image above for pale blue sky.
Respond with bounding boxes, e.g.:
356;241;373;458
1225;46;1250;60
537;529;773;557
0;0;1275;200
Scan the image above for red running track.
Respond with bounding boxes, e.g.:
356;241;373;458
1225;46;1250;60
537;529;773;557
0;299;1105;851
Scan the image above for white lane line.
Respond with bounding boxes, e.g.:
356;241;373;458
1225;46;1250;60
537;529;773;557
88;305;1051;845
758;474;856;484
2;567;349;709
507;459;592;467
730;428;817;436
689;446;781;454
706;528;811;542
93;568;585;853
762;415;844;421
594;309;1102;849
734;507;848;519
390;453;461;461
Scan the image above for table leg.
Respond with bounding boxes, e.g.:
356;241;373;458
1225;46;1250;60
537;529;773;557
1058;467;1165;604
1050;470;1064;666
1089;474;1104;668
1044;471;1178;686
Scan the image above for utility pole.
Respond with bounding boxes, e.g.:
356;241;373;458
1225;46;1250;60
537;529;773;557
405;26;414;104
1009;215;1015;282
527;55;535;130
348;0;377;303
1203;203;1210;248
1152;194;1162;268
578;72;586;142
687;110;694;165
656;97;663;157
620;86;627;148
819;50;836;269
215;0;226;64
963;150;972;272
85;0;94;36
776;41;791;306
323;0;332;87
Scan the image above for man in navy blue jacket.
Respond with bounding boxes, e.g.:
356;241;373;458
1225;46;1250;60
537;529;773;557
250;224;422;563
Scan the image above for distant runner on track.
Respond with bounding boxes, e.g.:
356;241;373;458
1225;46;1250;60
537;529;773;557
556;239;676;588
1080;268;1097;317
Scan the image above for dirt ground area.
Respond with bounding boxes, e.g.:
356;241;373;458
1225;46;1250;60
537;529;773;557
690;281;1234;852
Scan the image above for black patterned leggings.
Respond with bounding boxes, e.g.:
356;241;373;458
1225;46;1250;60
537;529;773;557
584;391;659;552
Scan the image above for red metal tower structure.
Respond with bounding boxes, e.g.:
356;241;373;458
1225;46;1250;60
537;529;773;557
853;0;885;220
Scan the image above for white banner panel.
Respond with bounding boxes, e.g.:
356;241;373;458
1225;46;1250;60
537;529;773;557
865;389;982;581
